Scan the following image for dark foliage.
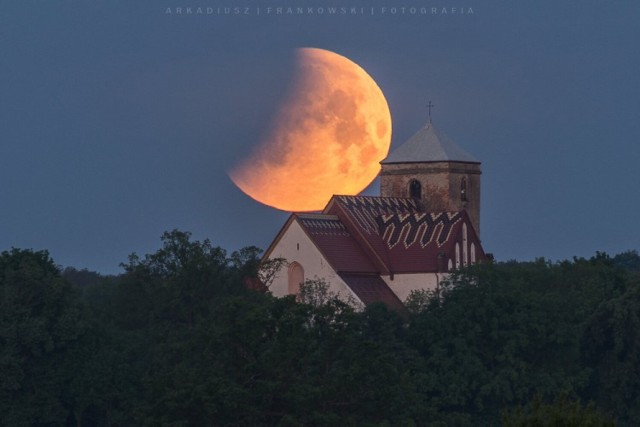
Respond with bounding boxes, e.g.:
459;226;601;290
1;234;638;426
0;249;88;426
611;250;640;273
502;394;615;426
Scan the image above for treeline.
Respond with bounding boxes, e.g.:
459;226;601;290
1;230;639;426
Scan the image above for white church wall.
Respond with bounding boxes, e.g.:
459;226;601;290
267;219;361;303
381;273;443;302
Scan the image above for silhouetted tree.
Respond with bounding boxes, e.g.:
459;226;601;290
502;394;615;426
0;249;87;425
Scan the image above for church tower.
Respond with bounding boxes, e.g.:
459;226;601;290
380;121;482;236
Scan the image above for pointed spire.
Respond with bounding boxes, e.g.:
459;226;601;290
381;122;479;164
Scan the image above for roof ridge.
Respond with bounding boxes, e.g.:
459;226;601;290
297;213;340;220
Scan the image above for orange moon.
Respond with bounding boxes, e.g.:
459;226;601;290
229;47;392;212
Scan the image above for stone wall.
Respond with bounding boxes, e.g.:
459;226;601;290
380;161;481;236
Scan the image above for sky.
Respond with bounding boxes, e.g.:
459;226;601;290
2;1;639;274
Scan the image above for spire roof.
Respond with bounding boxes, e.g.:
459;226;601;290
381;122;479;164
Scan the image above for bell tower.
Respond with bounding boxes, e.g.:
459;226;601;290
379;120;482;236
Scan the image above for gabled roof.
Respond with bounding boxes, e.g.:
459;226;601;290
324;196;484;273
264;195;486;310
381;122;479;164
324;196;422;274
296;214;377;273
324;196;421;235
379;210;484;273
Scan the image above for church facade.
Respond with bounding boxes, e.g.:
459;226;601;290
263;121;487;308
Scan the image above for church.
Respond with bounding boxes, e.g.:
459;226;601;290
262;119;487;309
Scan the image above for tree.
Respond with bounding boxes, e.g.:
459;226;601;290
61;266;120;289
582;274;640;424
502;394;615;426
612;250;640;273
297;277;338;307
297;277;363;311
117;229;233;329
108;230;272;425
406;257;623;425
257;256;287;289
0;249;87;426
404;288;437;315
228;246;287;291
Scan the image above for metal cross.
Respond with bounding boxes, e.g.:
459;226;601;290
427;100;435;123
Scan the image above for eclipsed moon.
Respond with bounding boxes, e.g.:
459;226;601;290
229;47;392;212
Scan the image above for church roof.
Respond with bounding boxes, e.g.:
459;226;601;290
264;196;486;310
381;122;479;164
339;274;406;312
325;196;421;234
296;214;377;273
324;196;421;273
324;196;484;274
379;211;467;272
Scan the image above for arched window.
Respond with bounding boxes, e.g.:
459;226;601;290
447;259;453;271
455;243;461;269
287;262;304;295
461;177;467;202
470;243;476;264
409;179;422;199
462;223;468;266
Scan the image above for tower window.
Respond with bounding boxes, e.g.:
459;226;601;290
461;177;467;202
462;223;468;266
409;179;422;199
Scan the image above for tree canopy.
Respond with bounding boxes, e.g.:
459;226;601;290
1;234;639;426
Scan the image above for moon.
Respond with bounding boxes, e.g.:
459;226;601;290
229;47;392;212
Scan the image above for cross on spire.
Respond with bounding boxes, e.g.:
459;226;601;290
426;100;435;123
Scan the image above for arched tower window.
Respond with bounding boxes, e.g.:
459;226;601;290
455;243;461;269
287;262;304;295
409;179;422;199
461;177;467;202
462;223;468;266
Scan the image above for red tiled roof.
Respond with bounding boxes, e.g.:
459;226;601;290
265;196;487;309
325;196;421;274
339;273;406;312
380;211;462;273
326;196;420;234
325;196;485;273
296;214;378;273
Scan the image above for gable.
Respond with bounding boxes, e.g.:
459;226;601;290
263;196;487;308
322;196;486;274
378;211;464;273
264;217;359;300
378;212;462;250
324;196;422;274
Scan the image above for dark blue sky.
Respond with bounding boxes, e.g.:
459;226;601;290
2;1;639;273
